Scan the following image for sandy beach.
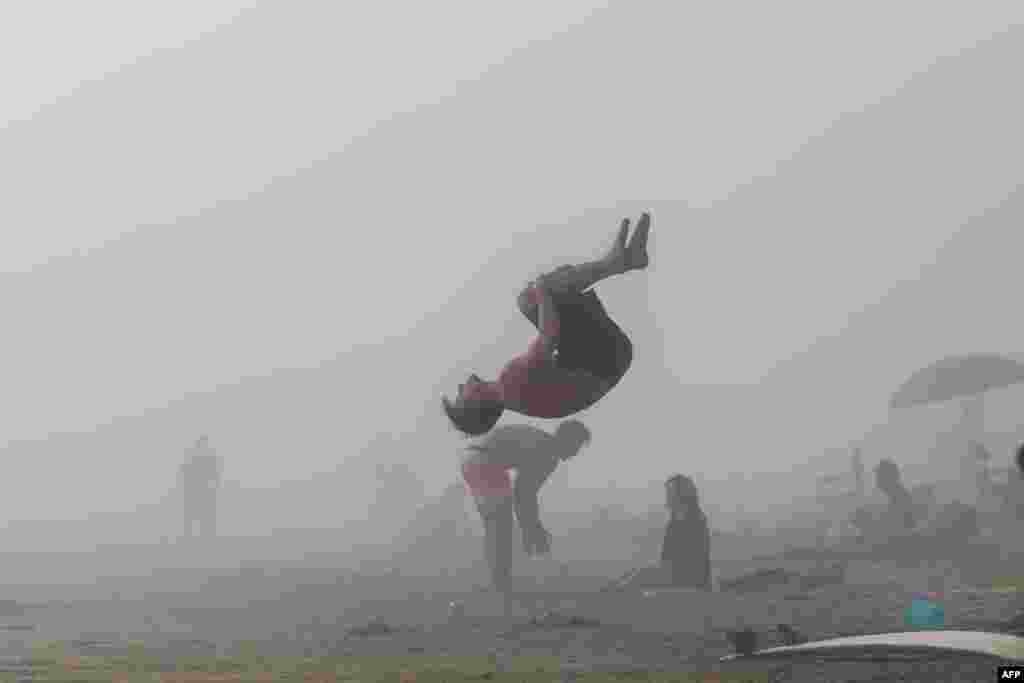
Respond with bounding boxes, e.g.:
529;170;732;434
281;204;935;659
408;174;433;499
0;541;1021;682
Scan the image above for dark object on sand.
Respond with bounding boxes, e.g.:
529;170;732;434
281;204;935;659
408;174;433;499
777;624;807;646
928;500;980;543
346;619;398;638
529;611;601;629
1002;613;1024;636
721;563;846;594
720;568;796;593
727;628;758;656
798;562;846;591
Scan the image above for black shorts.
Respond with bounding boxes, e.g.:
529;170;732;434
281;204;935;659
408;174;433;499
521;289;633;387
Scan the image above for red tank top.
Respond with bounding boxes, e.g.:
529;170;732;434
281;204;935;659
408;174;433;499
496;337;587;418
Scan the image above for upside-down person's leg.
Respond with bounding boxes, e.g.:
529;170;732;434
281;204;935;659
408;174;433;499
625;211;651;270
535;213;651;295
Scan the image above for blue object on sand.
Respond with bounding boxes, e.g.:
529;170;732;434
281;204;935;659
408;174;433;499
905;593;945;629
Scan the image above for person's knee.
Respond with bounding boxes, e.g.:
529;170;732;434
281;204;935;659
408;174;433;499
620;335;634;365
613;333;634;375
517;284;539;317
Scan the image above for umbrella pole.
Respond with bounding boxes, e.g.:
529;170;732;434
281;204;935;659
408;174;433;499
960;393;989;505
958;398;972;502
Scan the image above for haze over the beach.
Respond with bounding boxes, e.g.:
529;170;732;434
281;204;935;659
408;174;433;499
0;1;1022;541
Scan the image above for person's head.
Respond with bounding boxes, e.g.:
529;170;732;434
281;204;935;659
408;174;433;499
554;419;592;460
1016;442;1024;476
874;459;903;494
971;441;991;462
665;474;700;512
441;374;504;437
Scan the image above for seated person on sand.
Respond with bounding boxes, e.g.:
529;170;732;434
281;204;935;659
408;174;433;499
847;459;916;543
607;474;711;591
459;420;592;590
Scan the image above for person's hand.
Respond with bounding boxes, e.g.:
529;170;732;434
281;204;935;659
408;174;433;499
535;525;552;555
521;526;535;554
522;523;551;556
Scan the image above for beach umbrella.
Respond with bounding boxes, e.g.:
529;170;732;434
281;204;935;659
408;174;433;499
890;353;1024;410
890;354;1024;498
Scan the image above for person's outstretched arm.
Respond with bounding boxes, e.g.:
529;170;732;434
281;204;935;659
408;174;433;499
513;455;559;553
513;456;558;522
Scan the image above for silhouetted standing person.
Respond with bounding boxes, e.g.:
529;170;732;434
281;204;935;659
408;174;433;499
971;441;996;505
874;459;916;534
180;435;222;539
1003;443;1024;521
852;447;865;500
661;474;711;590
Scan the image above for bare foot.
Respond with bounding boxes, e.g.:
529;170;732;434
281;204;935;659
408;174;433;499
626;212;651;270
603;218;630;272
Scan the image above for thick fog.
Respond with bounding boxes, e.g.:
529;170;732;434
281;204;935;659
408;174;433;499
0;1;1022;571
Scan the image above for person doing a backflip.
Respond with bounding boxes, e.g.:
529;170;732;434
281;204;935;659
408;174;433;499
442;212;652;436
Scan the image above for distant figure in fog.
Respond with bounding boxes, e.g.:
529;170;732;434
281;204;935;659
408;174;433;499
459;421;591;590
971;441;994;494
852;448;866;500
971;441;1001;524
180;435;222;539
661;474;712;589
995;446;1024;521
874;458;916;534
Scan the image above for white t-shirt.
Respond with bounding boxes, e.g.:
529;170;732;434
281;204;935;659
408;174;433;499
460;424;558;467
459;425;562;498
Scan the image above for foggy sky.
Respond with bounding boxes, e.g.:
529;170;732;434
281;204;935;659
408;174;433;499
0;1;1022;535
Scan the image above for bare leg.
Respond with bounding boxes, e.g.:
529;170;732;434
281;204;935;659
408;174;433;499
626;212;651;270
481;497;517;590
536;213;650;295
